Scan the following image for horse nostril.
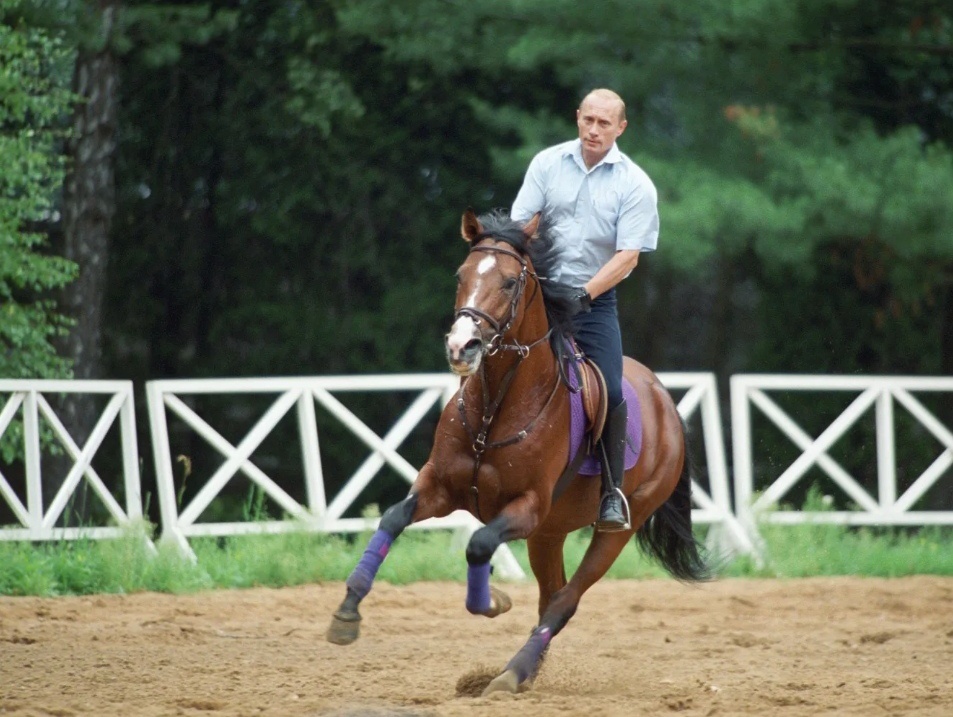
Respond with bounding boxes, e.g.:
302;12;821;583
464;339;482;353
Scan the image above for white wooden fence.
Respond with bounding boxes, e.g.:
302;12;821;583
731;375;953;535
657;373;754;556
8;373;950;568
143;375;527;566
0;380;146;543
145;372;748;575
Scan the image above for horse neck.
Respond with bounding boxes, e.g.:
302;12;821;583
474;291;557;407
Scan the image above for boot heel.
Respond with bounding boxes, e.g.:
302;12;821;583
595;487;631;532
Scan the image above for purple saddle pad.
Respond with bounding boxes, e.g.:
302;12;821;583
568;361;643;476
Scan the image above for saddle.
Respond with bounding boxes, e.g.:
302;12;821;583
574;356;609;447
557;348;642;496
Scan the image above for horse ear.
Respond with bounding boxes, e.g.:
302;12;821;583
461;208;483;243
521;212;541;241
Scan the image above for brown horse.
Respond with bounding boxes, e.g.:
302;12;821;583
327;208;708;694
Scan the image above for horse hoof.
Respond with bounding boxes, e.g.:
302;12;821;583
485;586;513;618
326;611;361;645
481;669;520;696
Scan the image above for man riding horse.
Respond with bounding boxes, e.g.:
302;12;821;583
511;88;660;531
328;89;703;696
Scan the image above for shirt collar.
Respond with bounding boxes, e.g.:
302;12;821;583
564;139;622;171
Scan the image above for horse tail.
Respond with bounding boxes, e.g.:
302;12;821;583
634;418;710;582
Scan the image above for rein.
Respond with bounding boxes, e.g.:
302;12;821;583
455;241;560;521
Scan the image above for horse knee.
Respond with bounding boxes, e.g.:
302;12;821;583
379;493;418;537
466;524;501;565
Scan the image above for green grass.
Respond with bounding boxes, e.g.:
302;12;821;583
732;522;953;577
0;529;212;596
1;519;952;597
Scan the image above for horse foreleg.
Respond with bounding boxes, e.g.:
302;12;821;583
326;493;417;644
327;477;447;645
483;528;632;695
464;495;538;617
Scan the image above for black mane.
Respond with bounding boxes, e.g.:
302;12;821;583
473;209;577;345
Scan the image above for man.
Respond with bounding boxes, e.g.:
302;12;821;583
511;88;659;532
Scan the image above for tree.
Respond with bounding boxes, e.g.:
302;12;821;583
108;0;504;383
12;0;236;507
103;0;521;513
47;0;120;464
0;2;77;382
32;0;946;516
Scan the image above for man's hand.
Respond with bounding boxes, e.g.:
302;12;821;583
569;287;592;316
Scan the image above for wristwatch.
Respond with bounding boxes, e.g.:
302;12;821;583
575;288;592;312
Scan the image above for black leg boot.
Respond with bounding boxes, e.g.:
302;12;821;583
595;400;631;532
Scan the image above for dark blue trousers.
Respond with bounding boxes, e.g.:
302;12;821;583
572;289;624;410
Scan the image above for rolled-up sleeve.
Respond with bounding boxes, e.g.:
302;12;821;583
616;178;659;252
511;155;547;222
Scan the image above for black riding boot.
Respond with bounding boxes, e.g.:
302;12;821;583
595;400;631;532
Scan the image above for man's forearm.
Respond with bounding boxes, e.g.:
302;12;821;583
584;250;641;299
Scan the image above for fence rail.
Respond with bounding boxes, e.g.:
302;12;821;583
4;373;950;570
145;372;748;573
656;373;754;555
731;374;953;535
145;374;531;576
0;380;146;544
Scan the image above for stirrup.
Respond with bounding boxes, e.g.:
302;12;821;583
595;487;631;532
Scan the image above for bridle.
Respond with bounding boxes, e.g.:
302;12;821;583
453;244;543;356
454;240;561;520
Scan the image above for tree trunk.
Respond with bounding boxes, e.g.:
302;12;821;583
942;281;953;381
941;278;953;458
50;2;119;513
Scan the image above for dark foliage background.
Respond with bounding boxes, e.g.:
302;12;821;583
3;0;952;522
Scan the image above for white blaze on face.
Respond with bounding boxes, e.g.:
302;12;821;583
446;254;496;361
463;254;497;306
477;255;496;275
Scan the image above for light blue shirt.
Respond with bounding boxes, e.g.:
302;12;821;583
511;139;659;286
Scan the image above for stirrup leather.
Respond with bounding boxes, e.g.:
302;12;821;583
596;487;631;532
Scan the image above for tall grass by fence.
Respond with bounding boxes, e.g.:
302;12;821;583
3;518;951;597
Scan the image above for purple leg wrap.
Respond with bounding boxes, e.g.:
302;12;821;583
465;562;492;614
506;626;553;682
345;529;393;599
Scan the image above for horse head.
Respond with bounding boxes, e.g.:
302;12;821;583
445;209;542;376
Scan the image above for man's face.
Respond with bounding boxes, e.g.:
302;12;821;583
576;97;627;162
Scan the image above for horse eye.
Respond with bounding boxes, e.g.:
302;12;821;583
502;277;518;292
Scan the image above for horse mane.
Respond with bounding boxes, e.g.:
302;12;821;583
473;209;577;348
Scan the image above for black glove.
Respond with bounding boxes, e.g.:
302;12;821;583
569;287;592;316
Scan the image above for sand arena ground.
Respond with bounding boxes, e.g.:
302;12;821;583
2;576;952;716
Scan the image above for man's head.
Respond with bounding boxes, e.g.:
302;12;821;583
576;89;627;168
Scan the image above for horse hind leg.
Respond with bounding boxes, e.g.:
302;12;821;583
482;529;632;695
527;532;568;621
326;492;421;645
508;532;568;675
